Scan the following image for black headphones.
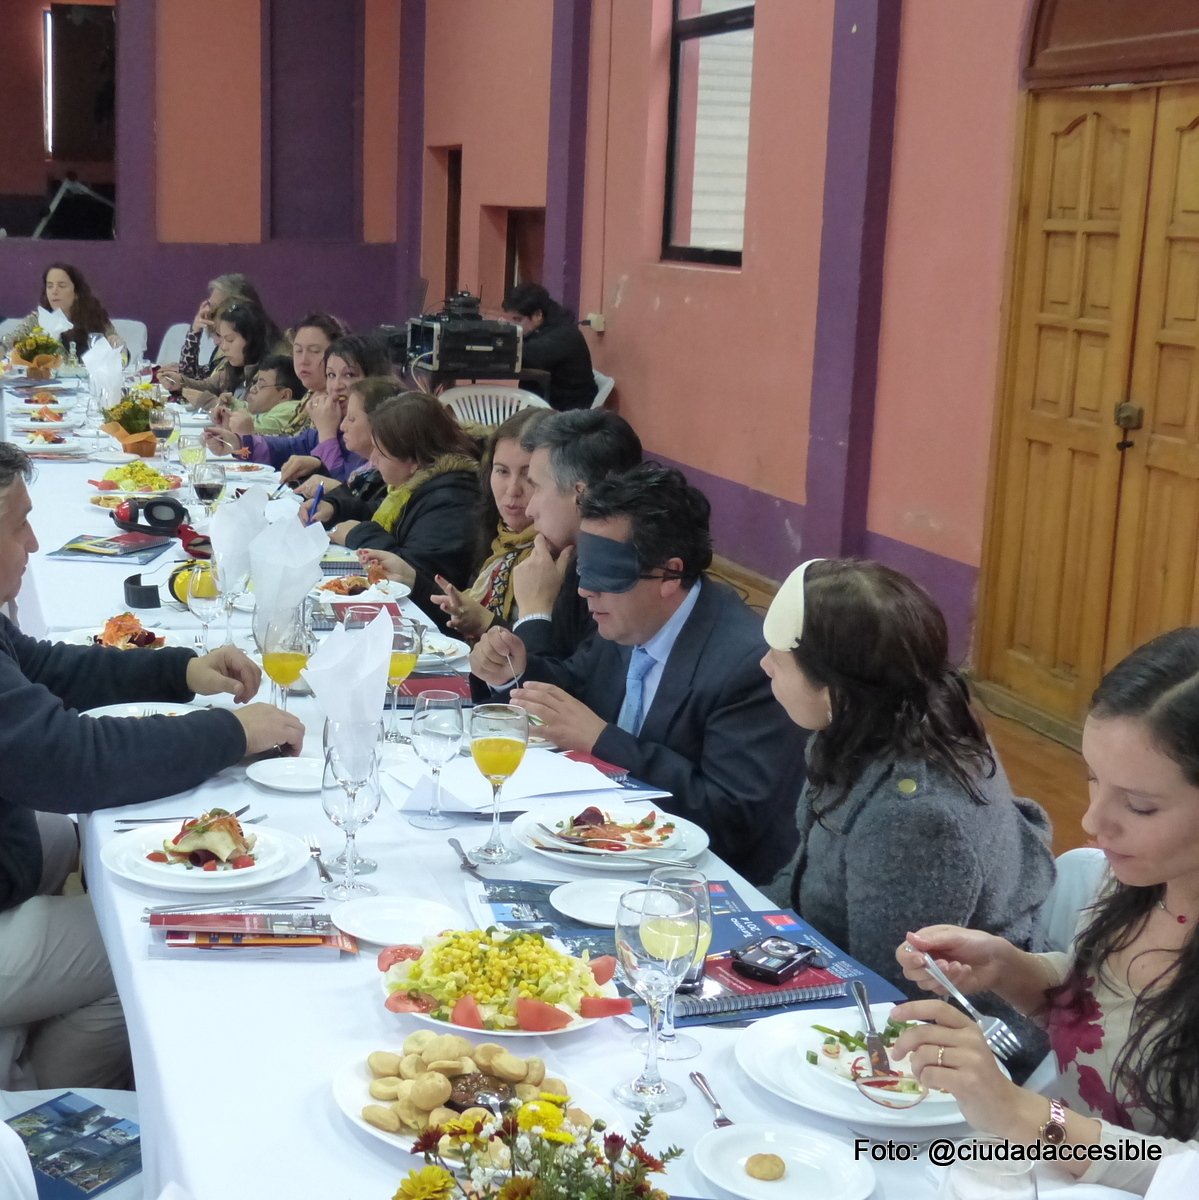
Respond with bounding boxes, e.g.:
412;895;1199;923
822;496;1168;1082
110;496;188;536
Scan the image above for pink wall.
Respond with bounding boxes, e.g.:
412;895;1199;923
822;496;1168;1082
363;0;400;243
420;0;553;306
866;0;1026;567
579;0;833;511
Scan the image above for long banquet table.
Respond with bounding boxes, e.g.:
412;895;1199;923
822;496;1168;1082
11;399;1127;1200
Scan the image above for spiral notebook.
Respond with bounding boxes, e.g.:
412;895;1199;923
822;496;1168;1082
673;953;846;1019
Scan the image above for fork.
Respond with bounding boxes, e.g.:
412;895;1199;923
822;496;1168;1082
306;835;333;884
689;1072;733;1127
905;943;1021;1061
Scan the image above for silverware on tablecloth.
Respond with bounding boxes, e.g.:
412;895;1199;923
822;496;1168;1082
306;835;334;884
448;836;486;882
689;1071;734;1128
114;803;250;826
142;895;324;917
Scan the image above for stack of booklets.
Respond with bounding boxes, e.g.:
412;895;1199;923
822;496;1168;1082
146;910;357;960
467;878;903;1026
4;1092;141;1198
47;532;174;565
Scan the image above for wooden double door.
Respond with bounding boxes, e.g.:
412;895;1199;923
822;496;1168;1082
978;83;1199;737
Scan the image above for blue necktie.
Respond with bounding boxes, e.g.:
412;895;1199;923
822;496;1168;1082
616;646;654;734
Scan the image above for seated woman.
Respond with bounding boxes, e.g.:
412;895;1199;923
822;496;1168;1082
283;311;349;435
892;627;1199;1195
214;354;305;435
362;407;545;637
501;282;596;411
206;333;388;483
159;272;269;390
334;393;479;627
761;558;1054;1073
182;302;271;410
8;263;123;358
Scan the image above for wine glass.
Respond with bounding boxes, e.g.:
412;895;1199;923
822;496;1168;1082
148;405;177;461
386;617;422;743
938;1140;1038;1199
321;723;382;900
186;565;221;652
467;703;528;865
191;461;226;517
341;604;380;632
636;868;711;1061
409;691;463;830
322;718;382;876
612;887;699;1113
261;607;314;712
212;555;250;647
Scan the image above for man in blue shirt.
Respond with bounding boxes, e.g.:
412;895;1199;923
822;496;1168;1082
470;463;807;884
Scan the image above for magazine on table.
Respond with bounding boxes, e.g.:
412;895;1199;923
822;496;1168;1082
47;532;174;565
4;1092;141;1199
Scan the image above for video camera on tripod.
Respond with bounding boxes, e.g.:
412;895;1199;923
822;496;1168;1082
406;291;522;375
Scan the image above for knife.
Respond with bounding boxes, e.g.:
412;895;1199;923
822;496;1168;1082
529;835;693;870
448;837;486;882
142;895;323;916
851;979;892;1076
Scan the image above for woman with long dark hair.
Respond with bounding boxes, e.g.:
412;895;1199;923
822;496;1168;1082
761;558;1054;1070
891;627;1199;1193
8;263;121;357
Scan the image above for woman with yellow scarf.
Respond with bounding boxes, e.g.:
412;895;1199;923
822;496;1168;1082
361;408;547;638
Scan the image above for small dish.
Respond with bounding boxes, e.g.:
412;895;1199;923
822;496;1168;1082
693;1123;875;1200
245;758;324;793
93;451;138;464
330;896;462;945
550;879;630;927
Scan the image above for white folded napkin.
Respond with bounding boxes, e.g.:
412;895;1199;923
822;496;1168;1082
248;515;327;617
301;609;392;726
82;338;123;406
210;487;268;590
37;305;72;336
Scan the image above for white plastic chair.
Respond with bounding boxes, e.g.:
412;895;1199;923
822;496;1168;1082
438;385;550;428
111;319;148;363
0;318;23;341
592;369;615;409
1040;846;1108;952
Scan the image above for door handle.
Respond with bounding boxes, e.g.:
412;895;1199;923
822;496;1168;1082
1114;401;1144;431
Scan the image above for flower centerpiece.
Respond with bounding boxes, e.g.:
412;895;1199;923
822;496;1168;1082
10;327;65;379
394;1096;680;1200
104;382;166;433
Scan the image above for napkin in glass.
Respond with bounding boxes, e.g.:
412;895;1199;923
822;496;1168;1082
210;487;268;591
82;338;123;407
37;305;73;337
248;516;328;620
301;609;391;726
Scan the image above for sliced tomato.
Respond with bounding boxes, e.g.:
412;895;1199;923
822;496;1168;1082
376;945;424;972
230;855;256;870
450;995;484;1029
385;991;435;1014
201;860;218;871
514;996;572;1031
579;995;633;1019
145;851;169;863
589;955;617;986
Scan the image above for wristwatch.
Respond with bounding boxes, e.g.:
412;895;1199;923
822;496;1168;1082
1039;1098;1067;1145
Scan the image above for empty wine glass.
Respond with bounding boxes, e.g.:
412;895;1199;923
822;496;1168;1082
191;461;226;517
212;555;250;646
341;604;380;632
322;717;382;876
613;887;699;1113
938;1140;1038;1199
386;617;422;743
148;405;178;461
637;868;711;1061
186;564;221;652
409;690;463;830
321;723;382;900
261;607;313;712
467;703;528;865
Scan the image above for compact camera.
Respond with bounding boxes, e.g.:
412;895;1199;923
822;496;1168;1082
730;936;818;985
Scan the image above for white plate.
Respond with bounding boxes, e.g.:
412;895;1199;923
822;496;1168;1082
100;825;310;893
176;411;212;427
9;416;83;433
734;1006;972;1132
512;802;709;873
331;896;462;945
221;462;277;478
245;757;325;793
20;435;85;454
7;400;76;414
550;879;631;926
693;1124;875;1200
310;580;413;605
92;451;138;464
59;627;171;649
82;701;204;718
417;635;470;669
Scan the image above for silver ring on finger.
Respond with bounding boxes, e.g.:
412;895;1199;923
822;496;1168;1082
936;1046;945;1067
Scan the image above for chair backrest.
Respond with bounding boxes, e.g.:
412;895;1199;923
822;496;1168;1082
0;318;24;343
1040;846;1108;952
111;319;148;363
438;385;551;428
591;369;615;409
155;322;189;366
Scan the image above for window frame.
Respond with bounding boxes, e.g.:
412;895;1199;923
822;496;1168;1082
662;1;756;267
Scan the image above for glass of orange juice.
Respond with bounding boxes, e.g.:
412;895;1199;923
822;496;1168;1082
262;606;314;712
467;703;528;865
386;616;422;743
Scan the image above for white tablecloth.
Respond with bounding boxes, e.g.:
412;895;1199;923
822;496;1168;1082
12;439;1134;1200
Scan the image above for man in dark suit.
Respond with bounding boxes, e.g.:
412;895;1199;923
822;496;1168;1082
470;464;807;884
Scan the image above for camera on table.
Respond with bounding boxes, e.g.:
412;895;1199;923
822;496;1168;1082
730;936;818;985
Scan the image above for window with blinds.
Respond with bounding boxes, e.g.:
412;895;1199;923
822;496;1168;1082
663;0;755;266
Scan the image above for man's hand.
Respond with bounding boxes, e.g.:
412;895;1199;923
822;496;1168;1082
513;535;573;614
510;682;605;753
280;454;322;485
186;645;262;704
470;627;527;686
233;704;306;757
430;574;492;638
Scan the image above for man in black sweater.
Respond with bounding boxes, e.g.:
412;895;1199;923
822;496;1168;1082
502;283;598;411
0;442;304;1089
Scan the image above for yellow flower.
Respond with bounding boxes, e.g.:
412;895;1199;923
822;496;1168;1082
516;1100;564;1133
539;1130;575;1146
496;1180;537;1200
392;1164;456;1200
